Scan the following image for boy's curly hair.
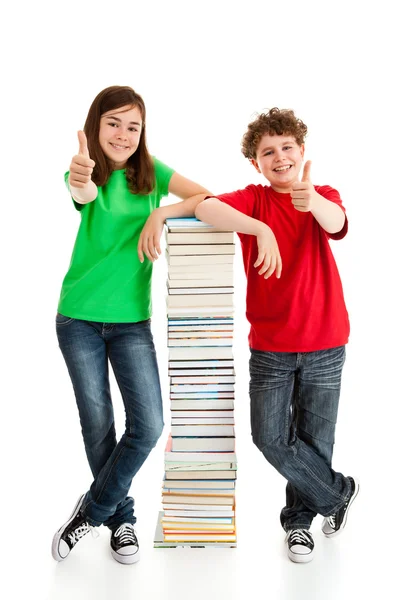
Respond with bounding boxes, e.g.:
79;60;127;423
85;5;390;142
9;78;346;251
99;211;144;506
241;108;308;160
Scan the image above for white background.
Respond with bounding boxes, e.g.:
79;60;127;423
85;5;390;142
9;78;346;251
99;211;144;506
2;1;399;598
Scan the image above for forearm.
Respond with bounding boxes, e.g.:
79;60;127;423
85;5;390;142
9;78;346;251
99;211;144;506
69;179;98;204
157;193;211;220
311;192;346;234
195;197;264;235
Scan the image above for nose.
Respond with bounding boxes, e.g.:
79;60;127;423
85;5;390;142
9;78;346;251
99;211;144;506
116;127;128;140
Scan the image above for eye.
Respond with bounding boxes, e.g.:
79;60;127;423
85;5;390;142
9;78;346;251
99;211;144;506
264;150;272;156
108;122;118;127
283;145;292;150
129;127;139;132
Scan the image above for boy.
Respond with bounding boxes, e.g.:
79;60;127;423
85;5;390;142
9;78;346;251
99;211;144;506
195;108;359;563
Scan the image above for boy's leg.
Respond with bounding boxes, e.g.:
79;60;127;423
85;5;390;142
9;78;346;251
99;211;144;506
83;319;164;530
250;348;351;527
280;347;344;530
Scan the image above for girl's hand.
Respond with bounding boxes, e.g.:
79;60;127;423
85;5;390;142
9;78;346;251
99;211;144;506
254;224;282;279
138;208;165;263
69;131;95;189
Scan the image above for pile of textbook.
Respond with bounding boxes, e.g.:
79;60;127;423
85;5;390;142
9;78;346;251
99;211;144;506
153;217;237;548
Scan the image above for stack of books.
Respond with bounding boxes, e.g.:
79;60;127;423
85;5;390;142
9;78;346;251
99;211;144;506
154;217;237;548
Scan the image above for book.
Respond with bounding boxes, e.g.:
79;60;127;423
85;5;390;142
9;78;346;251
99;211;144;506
163;509;235;518
165;470;236;480
165;435;236;462
168;278;234;288
163;533;236;542
170;375;235;383
170;437;235;452
170;384;234;393
168;339;233;348
162;479;235;489
167;244;235;256
161;503;234;511
166;253;234;266
169;347;233;360
168;272;233;282
171;417;234;424
168;286;234;295
166;232;234;245
165;462;237;471
170;409;234;417
165;218;220;229
168;359;234;368
168;320;234;327
170;400;234;409
171;425;235;436
167;307;234;317
167;294;234;308
169;369;235;376
168;325;234;332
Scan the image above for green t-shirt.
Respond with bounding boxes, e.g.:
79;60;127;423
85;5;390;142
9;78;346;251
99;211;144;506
58;157;174;322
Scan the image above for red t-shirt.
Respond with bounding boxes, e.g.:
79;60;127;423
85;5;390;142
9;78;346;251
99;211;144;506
216;184;350;352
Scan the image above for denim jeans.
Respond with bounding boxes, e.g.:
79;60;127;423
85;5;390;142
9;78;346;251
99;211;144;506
249;346;351;531
56;314;164;529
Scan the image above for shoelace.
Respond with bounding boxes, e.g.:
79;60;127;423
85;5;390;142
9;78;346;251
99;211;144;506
288;529;313;545
114;524;137;546
68;522;91;547
326;514;336;529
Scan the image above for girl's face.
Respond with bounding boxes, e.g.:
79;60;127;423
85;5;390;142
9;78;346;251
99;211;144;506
252;134;304;193
99;104;143;169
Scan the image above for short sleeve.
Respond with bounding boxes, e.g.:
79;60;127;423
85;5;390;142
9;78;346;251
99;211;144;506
316;185;348;240
153;157;175;198
215;185;258;218
64;171;85;212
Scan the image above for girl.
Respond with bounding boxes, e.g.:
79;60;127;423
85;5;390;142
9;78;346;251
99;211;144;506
52;86;211;565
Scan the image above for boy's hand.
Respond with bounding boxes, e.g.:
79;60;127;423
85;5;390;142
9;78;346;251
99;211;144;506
138;207;164;263
254;224;282;279
69;131;95;188
291;160;316;212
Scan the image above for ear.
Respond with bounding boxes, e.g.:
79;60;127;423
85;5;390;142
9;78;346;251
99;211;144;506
251;158;261;173
300;144;305;159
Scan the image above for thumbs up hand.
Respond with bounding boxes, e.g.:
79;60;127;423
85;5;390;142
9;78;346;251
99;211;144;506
69;131;96;188
291;160;315;212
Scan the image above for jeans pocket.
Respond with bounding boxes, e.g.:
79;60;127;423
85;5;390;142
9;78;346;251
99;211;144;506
55;312;74;326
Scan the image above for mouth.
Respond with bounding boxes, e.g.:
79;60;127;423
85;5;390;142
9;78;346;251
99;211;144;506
273;165;292;173
110;143;130;151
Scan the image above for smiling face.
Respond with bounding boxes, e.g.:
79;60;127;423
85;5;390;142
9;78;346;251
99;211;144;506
252;134;304;193
99;104;143;169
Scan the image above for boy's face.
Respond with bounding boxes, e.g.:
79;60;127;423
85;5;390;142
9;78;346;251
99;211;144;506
252;134;304;193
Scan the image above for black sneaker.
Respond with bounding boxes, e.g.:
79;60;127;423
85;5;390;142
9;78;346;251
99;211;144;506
322;476;360;538
285;529;314;563
110;523;140;565
52;494;92;561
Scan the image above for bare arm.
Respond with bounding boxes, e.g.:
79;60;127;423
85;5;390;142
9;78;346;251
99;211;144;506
137;172;211;262
196;198;282;279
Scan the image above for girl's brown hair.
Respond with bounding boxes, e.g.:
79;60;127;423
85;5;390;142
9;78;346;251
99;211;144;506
84;86;154;194
241;108;308;160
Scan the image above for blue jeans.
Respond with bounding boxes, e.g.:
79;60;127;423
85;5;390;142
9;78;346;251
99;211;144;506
249;346;351;531
56;314;164;529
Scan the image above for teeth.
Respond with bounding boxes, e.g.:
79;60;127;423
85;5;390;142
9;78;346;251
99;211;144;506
275;165;291;172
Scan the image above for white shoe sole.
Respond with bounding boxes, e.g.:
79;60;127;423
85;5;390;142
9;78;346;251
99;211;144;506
288;549;314;563
111;548;141;565
51;494;85;561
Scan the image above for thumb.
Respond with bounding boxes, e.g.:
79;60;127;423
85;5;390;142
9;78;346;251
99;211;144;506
301;160;312;182
77;130;90;158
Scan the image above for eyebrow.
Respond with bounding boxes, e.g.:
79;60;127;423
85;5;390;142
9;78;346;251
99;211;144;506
260;140;294;152
103;115;142;126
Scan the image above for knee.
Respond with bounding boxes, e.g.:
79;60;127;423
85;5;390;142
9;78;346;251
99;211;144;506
127;420;164;450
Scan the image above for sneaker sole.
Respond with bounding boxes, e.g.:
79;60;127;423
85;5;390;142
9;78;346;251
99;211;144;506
322;478;360;538
288;549;314;563
51;494;86;561
111;547;141;565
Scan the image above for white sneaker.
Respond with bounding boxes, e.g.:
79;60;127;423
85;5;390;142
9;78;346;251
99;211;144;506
285;529;314;563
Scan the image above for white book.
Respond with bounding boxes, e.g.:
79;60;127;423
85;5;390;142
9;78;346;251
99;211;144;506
162;503;234;511
168;359;234;368
171;399;234;409
167;294;234;307
170;384;234;393
168;347;233;360
168;278;234;287
167;319;234;326
171;417;235;424
168;339;233;348
168;325;234;332
170;393;234;399
171;437;235;452
165;470;236;480
166;232;234;244
162;480;235;489
167;244;235;256
163;508;235;517
169;369;235;376
168;270;233;280
161;516;233;523
170;376;235;384
166;253;234;266
165;218;217;229
167;307;234;317
168;287;234;295
170;410;234;418
171;425;235;436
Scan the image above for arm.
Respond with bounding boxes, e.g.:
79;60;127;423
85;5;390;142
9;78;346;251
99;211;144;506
196;198;282;279
291;161;345;234
138;172;211;262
